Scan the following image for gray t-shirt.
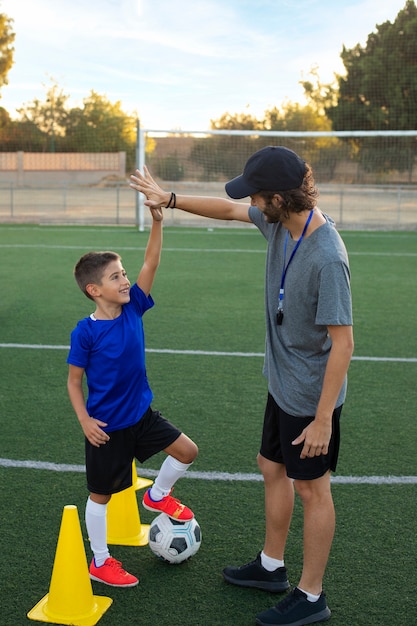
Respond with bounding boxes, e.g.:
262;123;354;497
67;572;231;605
249;206;353;416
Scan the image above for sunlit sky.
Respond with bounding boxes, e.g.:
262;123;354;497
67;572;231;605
0;0;408;130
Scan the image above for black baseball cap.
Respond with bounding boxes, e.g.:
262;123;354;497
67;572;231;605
225;146;306;199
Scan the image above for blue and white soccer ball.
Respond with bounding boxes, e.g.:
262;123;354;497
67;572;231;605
148;513;202;564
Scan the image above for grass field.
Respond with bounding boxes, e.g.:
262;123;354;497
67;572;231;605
0;224;416;626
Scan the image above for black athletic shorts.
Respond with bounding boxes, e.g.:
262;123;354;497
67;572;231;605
85;407;181;495
259;393;342;480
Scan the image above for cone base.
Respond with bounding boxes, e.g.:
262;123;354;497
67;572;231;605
107;523;150;546
27;593;112;626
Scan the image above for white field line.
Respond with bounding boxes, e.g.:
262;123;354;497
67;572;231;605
1;344;415;482
0;343;416;362
0;228;416;239
0;458;416;484
0;242;416;257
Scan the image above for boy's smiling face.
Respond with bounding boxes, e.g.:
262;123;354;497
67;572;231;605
88;259;131;304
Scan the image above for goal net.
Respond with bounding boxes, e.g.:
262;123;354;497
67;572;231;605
137;128;417;231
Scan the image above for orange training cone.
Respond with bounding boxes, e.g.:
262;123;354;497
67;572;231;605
107;484;150;546
27;505;112;626
131;460;153;491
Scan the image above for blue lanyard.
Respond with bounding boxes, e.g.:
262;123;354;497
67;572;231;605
277;209;314;324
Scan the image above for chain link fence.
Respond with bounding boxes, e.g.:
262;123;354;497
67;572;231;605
1;181;416;230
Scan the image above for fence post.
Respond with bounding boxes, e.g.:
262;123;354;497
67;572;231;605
17;151;24;186
339;187;344;227
136;118;145;232
116;184;120;224
396;186;401;227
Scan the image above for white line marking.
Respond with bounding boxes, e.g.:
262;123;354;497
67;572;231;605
0;458;415;484
0;243;416;257
0;343;416;362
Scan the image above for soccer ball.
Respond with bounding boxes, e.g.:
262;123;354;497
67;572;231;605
148;513;202;564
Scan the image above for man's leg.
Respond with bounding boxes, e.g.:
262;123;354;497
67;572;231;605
294;471;335;595
222;455;292;592
258;454;294;560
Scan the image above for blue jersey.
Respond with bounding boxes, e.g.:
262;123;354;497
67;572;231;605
67;283;154;432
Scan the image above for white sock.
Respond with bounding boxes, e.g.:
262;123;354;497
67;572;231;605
298;587;321;602
85;497;110;567
149;456;192;501
260;550;285;571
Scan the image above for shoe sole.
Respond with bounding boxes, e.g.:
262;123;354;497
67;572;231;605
90;574;139;587
255;607;331;626
142;501;194;522
223;572;290;593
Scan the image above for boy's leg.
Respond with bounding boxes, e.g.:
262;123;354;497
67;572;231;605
142;433;198;521
86;493;139;587
150;433;198;498
165;432;199;465
85;495;110;567
150;455;191;500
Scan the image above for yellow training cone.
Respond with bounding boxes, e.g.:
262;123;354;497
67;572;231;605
27;505;112;626
132;460;153;491
107;484;150;546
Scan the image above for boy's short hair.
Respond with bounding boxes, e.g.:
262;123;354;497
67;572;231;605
74;251;121;300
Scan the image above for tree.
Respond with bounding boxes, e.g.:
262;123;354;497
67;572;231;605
10;86;138;169
17;81;70;151
188;110;263;180
65;91;136;168
327;0;417;176
300;66;338;119
199;73;342;182
0;9;15;95
210;110;264;131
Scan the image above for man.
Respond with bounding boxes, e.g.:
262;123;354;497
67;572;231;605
130;145;354;625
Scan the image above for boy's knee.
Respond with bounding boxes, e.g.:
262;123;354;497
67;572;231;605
181;439;198;464
188;441;199;463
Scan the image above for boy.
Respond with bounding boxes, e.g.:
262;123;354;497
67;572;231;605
67;207;198;587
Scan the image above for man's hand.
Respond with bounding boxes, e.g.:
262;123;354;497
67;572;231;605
292;419;332;459
130;165;170;209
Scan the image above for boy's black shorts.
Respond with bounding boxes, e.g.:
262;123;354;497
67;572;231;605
85;407;181;495
259;393;342;480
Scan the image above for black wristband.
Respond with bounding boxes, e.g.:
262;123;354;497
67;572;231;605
165;192;174;209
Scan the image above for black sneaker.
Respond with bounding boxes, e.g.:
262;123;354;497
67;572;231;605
255;587;331;625
222;552;289;592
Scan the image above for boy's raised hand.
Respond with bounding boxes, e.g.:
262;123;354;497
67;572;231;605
150;206;163;222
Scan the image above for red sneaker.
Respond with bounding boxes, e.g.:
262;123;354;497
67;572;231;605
89;557;138;587
142;489;194;521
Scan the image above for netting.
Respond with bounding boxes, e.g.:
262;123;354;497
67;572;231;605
141;129;417;186
136;129;417;230
0;128;416;229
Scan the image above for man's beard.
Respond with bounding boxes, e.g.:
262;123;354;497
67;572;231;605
263;201;287;223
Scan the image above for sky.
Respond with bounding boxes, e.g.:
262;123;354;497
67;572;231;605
0;0;409;131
